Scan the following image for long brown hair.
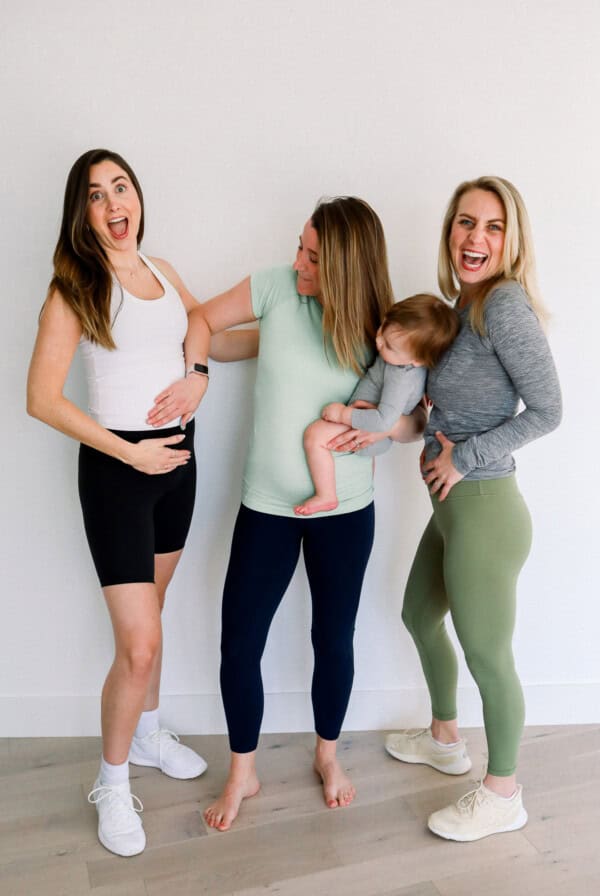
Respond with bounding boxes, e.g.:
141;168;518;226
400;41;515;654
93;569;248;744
48;149;145;348
438;176;546;336
311;197;393;374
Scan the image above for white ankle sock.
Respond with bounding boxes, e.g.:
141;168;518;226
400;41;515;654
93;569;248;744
432;736;460;748
490;787;518;800
99;755;129;786
135;708;160;739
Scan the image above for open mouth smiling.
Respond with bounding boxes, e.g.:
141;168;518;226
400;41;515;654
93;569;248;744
461;250;488;271
108;216;128;238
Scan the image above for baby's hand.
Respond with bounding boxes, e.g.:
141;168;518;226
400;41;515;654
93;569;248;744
321;402;348;424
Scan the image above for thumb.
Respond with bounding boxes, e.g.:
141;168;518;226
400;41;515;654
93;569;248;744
435;430;451;447
163;434;186;445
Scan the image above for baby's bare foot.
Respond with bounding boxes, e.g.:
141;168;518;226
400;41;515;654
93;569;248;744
314;757;356;808
204;772;260;831
294;495;339;516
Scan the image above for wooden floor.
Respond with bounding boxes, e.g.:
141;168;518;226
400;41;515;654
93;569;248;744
1;725;599;895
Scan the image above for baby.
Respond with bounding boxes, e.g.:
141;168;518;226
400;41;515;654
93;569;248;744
294;294;460;515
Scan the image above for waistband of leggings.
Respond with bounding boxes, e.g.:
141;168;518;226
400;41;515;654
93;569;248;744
433;473;519;499
108;419;194;443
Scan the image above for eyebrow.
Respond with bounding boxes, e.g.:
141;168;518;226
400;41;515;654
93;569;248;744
299;237;319;256
457;211;505;223
88;175;128;188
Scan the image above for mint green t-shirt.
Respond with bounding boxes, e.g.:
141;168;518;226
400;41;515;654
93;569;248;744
242;266;374;518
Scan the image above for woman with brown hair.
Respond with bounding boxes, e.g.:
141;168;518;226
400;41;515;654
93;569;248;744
27;149;210;856
149;196;427;831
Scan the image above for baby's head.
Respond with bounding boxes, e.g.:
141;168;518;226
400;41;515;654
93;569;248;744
376;294;459;368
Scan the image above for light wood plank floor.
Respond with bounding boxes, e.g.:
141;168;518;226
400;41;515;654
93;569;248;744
1;725;599;895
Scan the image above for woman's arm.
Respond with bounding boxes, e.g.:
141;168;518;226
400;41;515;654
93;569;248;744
390;401;429;441
209;327;259;362
450;293;562;476
326;399;428;453
27;292;190;474
148;257;209;425
423;290;562;500
147;276;257;426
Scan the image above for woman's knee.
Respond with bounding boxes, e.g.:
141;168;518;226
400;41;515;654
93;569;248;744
464;644;517;690
401;601;417;636
311;624;354;663
401;596;433;640
220;626;263;671
117;631;161;681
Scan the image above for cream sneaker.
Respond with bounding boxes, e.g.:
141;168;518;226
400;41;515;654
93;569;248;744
427;781;528;841
385;728;472;775
129;728;207;780
88;779;145;857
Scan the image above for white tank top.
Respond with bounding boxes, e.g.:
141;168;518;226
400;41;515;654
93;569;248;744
80;254;188;430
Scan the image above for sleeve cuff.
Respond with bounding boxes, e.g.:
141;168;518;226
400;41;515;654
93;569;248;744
451;441;476;476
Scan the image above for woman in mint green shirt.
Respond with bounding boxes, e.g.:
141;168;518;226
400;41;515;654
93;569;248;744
150;197;426;831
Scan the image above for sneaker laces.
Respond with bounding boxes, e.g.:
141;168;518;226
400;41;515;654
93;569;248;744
457;781;487;815
88;783;143;830
143;727;180;746
141;728;182;758
406;728;429;740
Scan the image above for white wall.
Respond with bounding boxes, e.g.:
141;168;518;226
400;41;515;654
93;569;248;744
2;0;598;736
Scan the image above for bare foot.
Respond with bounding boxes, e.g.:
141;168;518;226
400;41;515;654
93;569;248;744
294;495;339;516
314;756;356;808
204;771;260;831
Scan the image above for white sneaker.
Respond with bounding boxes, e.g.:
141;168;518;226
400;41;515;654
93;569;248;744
88;778;145;857
129;728;207;780
385;728;472;775
428;781;528;842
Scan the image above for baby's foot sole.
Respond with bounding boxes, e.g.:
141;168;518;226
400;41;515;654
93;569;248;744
294;497;339;516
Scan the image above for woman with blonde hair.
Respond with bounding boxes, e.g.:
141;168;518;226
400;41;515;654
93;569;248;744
149;196;427;830
385;176;562;841
27;149;209;857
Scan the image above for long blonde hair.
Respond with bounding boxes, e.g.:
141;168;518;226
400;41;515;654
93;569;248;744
311;197;393;373
47;149;145;349
438;176;547;335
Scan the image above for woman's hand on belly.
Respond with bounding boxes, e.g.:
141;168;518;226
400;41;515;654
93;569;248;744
421;431;464;501
146;375;208;427
130;434;191;475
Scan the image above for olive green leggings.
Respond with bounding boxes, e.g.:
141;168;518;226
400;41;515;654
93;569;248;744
402;476;532;776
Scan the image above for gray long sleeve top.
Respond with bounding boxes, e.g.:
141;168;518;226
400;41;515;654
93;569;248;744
425;281;562;480
349;356;426;458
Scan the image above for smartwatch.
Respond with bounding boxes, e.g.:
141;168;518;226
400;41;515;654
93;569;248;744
186;363;209;378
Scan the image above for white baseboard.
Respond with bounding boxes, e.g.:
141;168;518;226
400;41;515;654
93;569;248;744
2;683;599;737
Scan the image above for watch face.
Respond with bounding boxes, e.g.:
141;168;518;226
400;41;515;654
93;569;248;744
193;364;209;374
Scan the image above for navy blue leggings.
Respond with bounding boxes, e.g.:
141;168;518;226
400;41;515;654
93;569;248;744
220;503;375;753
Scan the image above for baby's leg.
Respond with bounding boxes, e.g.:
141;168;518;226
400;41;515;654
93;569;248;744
294;419;351;516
